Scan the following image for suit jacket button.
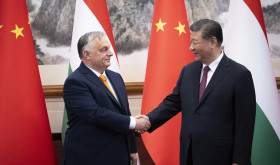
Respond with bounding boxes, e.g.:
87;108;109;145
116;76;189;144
194;114;198;118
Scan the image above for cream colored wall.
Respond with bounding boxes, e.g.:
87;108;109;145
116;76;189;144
46;98;64;133
39;65;68;86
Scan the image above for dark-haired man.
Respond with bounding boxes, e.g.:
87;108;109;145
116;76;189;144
146;19;256;165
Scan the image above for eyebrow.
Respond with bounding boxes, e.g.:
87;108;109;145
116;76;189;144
190;39;199;42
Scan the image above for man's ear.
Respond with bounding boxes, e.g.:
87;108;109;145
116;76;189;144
83;50;90;59
210;36;218;48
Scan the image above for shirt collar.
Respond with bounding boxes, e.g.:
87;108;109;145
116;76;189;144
202;50;224;71
85;65;107;79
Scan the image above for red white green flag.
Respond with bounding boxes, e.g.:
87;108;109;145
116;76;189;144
224;0;280;164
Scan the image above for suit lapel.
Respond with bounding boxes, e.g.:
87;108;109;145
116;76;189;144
106;70;129;114
79;63;122;109
196;55;231;109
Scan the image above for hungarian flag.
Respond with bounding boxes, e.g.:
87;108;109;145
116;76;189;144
0;1;57;164
61;0;120;143
141;0;194;164
224;0;280;164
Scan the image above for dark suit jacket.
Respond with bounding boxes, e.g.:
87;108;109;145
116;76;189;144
62;62;136;165
147;55;256;165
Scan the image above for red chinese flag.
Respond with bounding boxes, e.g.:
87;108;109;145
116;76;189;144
0;1;57;164
141;0;194;164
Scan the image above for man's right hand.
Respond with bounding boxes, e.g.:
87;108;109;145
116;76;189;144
134;114;151;133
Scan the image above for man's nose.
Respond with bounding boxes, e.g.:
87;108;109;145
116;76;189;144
189;44;194;51
107;49;113;56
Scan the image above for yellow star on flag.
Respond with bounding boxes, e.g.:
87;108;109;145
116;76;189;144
155;18;167;32
0;25;3;29
11;24;24;39
174;21;186;36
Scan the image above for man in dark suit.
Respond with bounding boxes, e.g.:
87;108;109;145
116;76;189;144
62;31;150;165
144;19;256;165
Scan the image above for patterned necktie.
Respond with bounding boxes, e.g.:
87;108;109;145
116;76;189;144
99;75;114;95
199;66;210;100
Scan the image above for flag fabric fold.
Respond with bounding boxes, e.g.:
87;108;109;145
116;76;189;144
0;1;57;164
61;0;120;143
141;0;194;164
224;0;280;164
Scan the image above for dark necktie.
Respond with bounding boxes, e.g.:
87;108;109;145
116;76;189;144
199;66;210;100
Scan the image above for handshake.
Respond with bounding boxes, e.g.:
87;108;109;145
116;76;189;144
134;114;151;134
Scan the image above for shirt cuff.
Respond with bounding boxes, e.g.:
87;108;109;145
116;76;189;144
129;116;136;130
